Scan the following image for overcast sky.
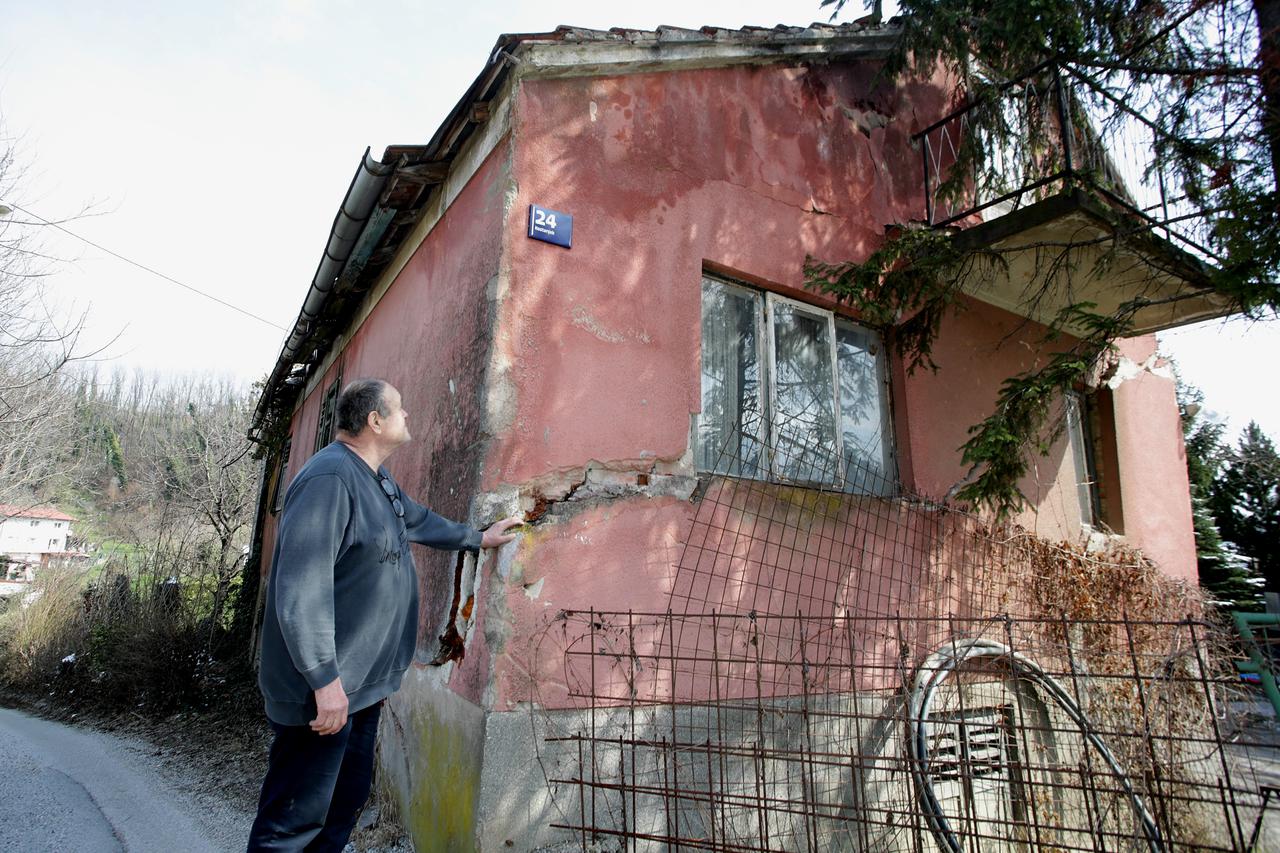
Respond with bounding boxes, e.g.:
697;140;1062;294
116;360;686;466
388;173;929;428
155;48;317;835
1;1;1276;442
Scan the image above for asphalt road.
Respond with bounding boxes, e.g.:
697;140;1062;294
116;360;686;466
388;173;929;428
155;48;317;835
0;707;227;852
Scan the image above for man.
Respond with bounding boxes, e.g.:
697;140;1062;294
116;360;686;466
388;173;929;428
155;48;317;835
248;378;521;851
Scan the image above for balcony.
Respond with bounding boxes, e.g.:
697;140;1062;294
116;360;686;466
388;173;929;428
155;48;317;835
914;61;1233;335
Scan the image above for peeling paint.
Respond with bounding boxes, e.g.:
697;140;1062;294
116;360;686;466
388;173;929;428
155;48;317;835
522;577;545;599
841;102;892;137
500;178;519;221
514;460;698;526
1104;353;1175;389
506;443;696;506
483;346;518;438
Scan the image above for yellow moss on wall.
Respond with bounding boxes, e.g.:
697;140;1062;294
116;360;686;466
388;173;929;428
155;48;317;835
402;699;484;853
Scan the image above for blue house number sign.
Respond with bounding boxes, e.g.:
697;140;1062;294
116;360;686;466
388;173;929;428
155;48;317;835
527;204;572;248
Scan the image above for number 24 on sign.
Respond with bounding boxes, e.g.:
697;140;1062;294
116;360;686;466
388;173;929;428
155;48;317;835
527;204;572;248
533;208;557;230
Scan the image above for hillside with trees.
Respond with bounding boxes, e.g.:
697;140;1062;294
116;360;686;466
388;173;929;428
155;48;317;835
0;368;262;715
0;137;261;716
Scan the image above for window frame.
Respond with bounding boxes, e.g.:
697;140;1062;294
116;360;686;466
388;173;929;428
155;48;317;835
765;292;843;484
699;275;897;492
270;437;293;515
313;375;342;453
1064;391;1102;529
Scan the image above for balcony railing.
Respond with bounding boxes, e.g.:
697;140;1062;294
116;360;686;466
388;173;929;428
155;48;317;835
914;60;1218;262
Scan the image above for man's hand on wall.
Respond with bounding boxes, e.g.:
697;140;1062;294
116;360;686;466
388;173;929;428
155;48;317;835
481;516;524;549
311;677;349;735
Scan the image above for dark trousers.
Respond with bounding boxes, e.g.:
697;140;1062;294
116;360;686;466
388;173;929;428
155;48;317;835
247;701;383;852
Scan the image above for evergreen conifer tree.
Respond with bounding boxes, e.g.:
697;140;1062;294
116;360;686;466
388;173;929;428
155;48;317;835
1211;421;1280;595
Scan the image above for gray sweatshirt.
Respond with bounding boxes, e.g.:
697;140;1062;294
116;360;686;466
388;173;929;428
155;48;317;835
258;441;482;725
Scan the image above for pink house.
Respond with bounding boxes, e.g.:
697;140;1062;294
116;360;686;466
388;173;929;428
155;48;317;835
248;23;1225;851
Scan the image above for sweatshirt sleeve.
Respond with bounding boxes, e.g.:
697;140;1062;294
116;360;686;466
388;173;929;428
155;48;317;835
400;491;482;552
273;473;351;690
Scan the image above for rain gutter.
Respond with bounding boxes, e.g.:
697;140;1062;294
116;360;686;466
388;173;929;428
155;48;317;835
247;32;533;444
248;150;395;442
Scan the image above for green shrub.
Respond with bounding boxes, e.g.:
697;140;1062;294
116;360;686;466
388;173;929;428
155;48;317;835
0;552;258;718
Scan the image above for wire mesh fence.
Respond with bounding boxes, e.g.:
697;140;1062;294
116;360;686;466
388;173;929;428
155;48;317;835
530;428;1280;851
540;610;1277;852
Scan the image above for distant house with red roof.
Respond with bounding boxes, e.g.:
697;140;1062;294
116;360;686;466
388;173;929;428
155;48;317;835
0;504;75;574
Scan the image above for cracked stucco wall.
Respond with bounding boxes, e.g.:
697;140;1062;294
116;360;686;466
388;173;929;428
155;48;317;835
1103;344;1177;389
1104;336;1196;581
263;53;1194;851
457;62;952;850
469;60;1197;736
470;61;950;723
485;61;944;485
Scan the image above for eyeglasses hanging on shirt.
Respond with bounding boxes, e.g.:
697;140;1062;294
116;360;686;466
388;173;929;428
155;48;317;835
378;475;409;547
378;475;405;518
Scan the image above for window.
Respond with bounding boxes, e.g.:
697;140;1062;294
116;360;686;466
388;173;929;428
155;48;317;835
698;277;895;493
314;376;341;452
1065;393;1100;528
48;539;58;549
29;520;37;527
271;437;293;515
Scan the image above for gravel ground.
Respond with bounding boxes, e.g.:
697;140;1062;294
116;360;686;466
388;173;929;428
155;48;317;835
96;710;418;852
96;711;267;850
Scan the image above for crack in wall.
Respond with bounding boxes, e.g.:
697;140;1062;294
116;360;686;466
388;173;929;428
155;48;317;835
568;305;652;344
517;454;697;526
436;450;697;699
1100;351;1174;390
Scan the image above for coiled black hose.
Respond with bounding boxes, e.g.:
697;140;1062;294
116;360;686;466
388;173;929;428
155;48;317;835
906;638;1164;853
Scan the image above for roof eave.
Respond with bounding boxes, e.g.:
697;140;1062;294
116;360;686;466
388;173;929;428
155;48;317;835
249;22;903;446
